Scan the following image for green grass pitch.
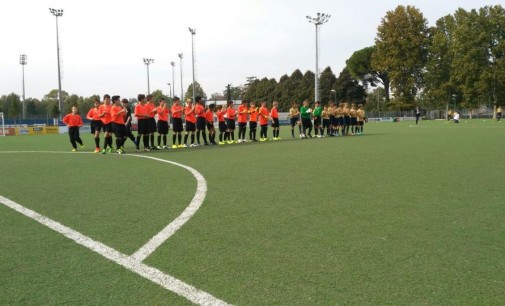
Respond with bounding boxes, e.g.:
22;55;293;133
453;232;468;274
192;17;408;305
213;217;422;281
1;120;504;305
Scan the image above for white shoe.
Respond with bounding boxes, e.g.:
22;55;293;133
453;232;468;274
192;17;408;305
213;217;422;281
182;144;188;148
190;144;197;148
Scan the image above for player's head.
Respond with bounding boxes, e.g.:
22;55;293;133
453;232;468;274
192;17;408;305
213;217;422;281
121;98;129;106
146;94;153;102
273;101;278;107
137;94;146;103
172;96;180;104
186;98;193;105
71;106;78;114
103;94;111;104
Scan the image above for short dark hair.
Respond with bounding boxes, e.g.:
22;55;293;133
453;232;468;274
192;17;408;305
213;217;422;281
104;94;111;99
146;94;153;101
138;94;146;101
195;96;202;103
173;96;180;102
112;95;120;103
121;98;129;104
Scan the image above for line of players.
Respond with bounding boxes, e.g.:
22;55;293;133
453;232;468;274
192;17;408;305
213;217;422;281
76;93;366;153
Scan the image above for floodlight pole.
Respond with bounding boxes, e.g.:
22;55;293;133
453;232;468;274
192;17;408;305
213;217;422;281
178;53;184;99
170;61;175;98
189;27;196;102
167;83;172;98
307;13;331;103
143;58;154;95
49;8;64;120
20;54;27;120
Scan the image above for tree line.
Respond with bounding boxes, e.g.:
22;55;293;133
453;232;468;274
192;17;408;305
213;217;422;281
2;4;504;119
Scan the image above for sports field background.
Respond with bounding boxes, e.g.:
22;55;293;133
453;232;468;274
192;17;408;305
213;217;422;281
1;120;504;305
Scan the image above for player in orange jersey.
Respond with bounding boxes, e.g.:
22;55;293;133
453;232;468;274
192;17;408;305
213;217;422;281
156;98;170;149
225;100;237;144
216;104;227;144
86;97;102;152
270;101;280;140
134;94;150;152
146;94;158;149
62;106;84;152
205;103;217;145
183;98;197;147
110;95;127;154
98;94;113;153
248;101;259;142
171;97;184;148
195;96;208;146
237;100;248;143
258;101;269;141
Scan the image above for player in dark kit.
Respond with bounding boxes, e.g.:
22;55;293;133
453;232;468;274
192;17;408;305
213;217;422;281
121;99;137;146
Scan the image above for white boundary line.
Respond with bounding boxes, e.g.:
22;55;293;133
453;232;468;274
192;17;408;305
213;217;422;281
0;151;230;306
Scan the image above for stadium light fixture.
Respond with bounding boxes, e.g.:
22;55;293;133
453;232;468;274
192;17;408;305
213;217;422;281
188;27;196;103
178;53;184;99
143;58;154;95
49;8;64;120
307;13;331;102
20;54;27;120
170;61;175;98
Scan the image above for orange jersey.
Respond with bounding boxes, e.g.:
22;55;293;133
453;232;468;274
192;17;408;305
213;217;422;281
259;106;269;125
195;104;205;117
171;104;183;118
185;106;196;123
217;110;225;122
62;113;83;127
226;106;236;120
98;104;112;124
248;106;258;122
146;102;156;118
237;105;248;123
110;105;125;125
134;103;148;119
205;109;214;123
157;106;169;122
86;107;100;120
270;107;279;119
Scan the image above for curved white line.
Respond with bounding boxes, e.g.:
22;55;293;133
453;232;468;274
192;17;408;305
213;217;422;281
0;151;227;305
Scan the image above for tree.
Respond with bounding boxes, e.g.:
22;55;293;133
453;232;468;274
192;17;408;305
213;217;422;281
372;5;430;107
333;68;366;104
346;46;390;102
301;70;315;102
184;81;207;101
222;85;244;100
319;67;337;104
5;93;21;123
151;89;170;103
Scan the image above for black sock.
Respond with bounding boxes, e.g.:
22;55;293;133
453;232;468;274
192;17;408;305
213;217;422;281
95;137;100;148
219;133;223;142
157;135;161;146
291;129;294;138
162;135;167;146
178;134;182;145
184;134;188;144
150;134;155;147
202;131;207;144
191;134;195;144
230;132;234;140
136;136;141;148
143;135;149;148
173;134;176;146
196;131;201;144
116;138;122;150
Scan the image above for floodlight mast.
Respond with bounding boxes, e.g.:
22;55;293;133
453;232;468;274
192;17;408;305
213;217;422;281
20;54;27;120
170;61;175;98
306;13;331;103
178;53;184;99
188;27;196;103
49;8;64;120
143;58;154;95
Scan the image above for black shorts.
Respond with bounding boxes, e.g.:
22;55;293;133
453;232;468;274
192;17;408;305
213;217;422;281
102;122;113;133
185;121;196;132
69;126;80;139
313;116;321;126
249;121;257;130
351;117;358;125
330;116;338;126
218;121;227;132
113;123;126;139
90;120;102;134
271;118;279;128
148;117;156;133
238;122;247;129
196;117;206;130
290;117;298;127
226;119;235;130
358;121;364;126
323;119;330;128
338;117;344;126
206;122;214;130
157;120;169;134
344;116;351;125
172;118;183;132
137;119;149;135
301;117;312;128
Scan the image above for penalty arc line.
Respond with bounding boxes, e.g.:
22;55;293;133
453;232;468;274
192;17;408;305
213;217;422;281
0;151;230;305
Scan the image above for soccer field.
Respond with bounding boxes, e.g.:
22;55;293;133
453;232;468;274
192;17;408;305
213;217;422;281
1;120;504;305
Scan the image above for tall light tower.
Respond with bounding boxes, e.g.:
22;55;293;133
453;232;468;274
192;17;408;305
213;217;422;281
178;53;184;99
306;13;331;102
170;61;175;98
20;54;27;120
188;27;196;103
49;8;64;119
167;83;172;98
143;58;154;94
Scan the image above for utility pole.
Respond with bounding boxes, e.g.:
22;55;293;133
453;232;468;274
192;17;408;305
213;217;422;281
306;13;331;102
20;54;27;120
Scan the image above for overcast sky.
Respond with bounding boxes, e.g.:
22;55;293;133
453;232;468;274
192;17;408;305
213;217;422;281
0;0;496;100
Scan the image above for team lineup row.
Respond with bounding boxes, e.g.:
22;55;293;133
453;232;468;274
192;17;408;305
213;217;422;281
62;94;367;153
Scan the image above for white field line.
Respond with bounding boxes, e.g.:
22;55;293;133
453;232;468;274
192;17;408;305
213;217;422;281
127;154;207;262
0;195;229;306
0;151;228;305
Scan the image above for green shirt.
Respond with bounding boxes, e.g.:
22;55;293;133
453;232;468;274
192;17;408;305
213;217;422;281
300;106;311;119
313;106;322;117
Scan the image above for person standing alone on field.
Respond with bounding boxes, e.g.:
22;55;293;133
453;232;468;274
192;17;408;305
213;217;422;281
497;106;502;122
63;106;84;152
415;106;421;125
